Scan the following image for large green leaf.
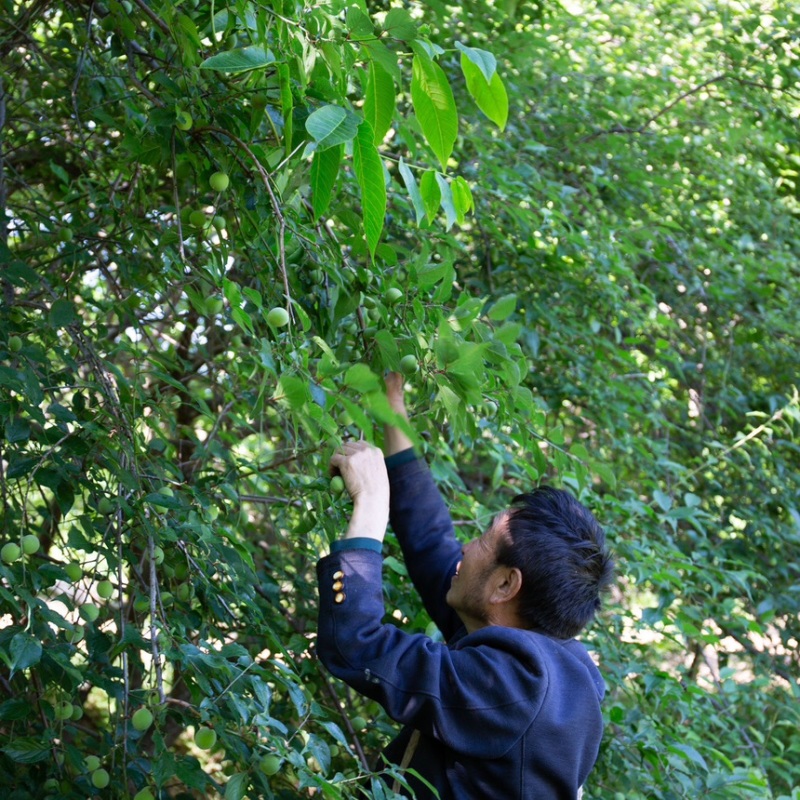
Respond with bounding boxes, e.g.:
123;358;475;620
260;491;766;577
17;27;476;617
10;632;42;674
398;157;426;225
455;42;497;83
311;145;342;220
461;54;508;130
364;60;395;144
305;105;360;151
352;120;386;259
411;45;458;171
420;170;441;224
200;46;275;73
382;8;417;41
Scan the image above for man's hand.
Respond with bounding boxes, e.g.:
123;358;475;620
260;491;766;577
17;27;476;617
330;441;390;541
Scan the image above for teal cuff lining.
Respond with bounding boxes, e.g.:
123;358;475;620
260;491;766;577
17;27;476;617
331;538;383;554
384;448;417;470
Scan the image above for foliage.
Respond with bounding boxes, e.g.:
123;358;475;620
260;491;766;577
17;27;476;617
1;0;799;798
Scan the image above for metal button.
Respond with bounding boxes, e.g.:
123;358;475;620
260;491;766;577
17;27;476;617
333;571;344;580
332;580;343;591
334;592;345;604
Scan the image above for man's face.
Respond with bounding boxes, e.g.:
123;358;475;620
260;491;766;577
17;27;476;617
446;512;510;632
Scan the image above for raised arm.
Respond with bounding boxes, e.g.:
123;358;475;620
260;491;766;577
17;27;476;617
383;373;462;640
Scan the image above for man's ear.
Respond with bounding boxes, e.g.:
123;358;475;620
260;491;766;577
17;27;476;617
489;566;523;605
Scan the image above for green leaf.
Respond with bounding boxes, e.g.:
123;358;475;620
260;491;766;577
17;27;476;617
654;489;673;512
361;40;401;83
200;46;275;74
346;7;374;39
455;42;497;83
49;298;79;328
411;45;458;171
311;145;342;220
305;105;360;151
2;737;51;764
488;293;517;321
344;364;381;393
352;120;386;259
10;632;42;673
451;176;474;224
398;157;426;225
276;376;309;409
420;170;441;224
461;55;508;130
364;61;395;144
224;772;249;800
435;173;457;230
382;8;417;41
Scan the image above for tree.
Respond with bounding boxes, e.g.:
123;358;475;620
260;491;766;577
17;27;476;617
1;0;799;798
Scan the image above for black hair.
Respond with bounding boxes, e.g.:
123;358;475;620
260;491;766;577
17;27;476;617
495;486;614;639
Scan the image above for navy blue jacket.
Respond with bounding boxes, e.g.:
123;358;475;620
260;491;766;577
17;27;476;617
316;455;605;798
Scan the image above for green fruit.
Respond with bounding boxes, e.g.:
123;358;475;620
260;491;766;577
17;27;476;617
385;287;403;305
91;768;110;789
175;111;193;131
71;704;84;720
84;755;101;772
205;297;224;315
484;400;498;418
1;543;21;563
8;335;22;353
98;497;115;515
351;715;366;731
134;790;155;800
176;582;192;603
399;355;418;375
161;591;174;606
64;562;82;581
55;701;73;720
368;307;381;322
153;545;165;565
43;778;59;792
132;707;154;731
189;209;207;228
80;603;100;622
212;215;227;232
209;171;230;192
21;534;39;554
194;726;217;750
363;295;377;309
259;754;282;776
66;626;84;643
58;227;74;242
267;306;290;328
97;579;114;599
133;595;150;613
330;475;345;496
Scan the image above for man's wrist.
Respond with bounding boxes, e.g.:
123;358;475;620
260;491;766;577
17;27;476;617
344;499;388;541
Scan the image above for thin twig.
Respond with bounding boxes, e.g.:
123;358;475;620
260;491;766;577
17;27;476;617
203;125;294;320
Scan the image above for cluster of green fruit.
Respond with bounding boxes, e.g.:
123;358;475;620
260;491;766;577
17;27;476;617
1;534;41;563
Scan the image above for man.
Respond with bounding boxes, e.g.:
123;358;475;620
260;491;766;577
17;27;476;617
316;373;614;798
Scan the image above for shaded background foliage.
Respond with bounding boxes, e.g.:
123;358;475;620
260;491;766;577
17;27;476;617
1;0;799;798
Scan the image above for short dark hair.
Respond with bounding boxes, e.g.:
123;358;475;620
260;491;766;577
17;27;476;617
495;486;614;639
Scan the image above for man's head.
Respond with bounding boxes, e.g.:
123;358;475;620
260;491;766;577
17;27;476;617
497;486;614;639
446;486;613;638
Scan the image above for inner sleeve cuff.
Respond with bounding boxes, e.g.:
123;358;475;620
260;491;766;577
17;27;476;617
384;448;418;471
330;537;383;554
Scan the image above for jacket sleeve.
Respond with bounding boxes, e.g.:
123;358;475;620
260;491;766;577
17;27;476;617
316;550;547;759
386;455;463;640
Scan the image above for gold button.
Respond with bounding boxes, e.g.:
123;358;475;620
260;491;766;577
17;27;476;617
333;571;344;580
332;580;343;591
334;592;345;604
